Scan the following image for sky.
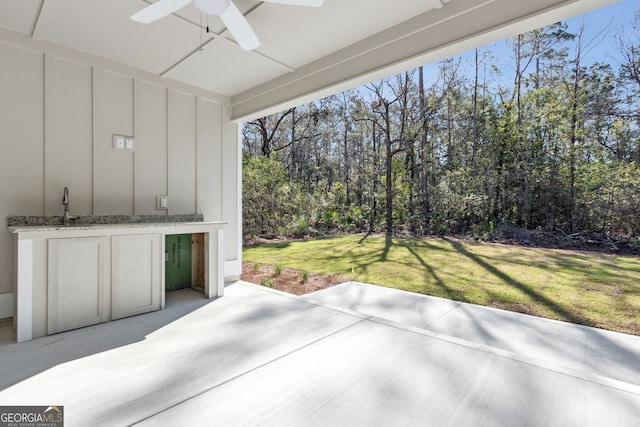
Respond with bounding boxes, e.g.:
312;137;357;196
550;0;637;64
415;0;640;90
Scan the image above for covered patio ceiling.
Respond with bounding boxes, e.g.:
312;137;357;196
0;0;619;121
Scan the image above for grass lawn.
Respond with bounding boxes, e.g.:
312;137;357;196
243;234;640;335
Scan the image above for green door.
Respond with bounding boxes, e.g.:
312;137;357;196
165;234;191;291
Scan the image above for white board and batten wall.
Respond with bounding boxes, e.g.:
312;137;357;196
0;29;243;319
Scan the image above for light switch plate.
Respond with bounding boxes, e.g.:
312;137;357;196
113;134;134;150
157;195;168;210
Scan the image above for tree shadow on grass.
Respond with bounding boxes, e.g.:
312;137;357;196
249;241;292;250
396;241;462;300
358;232;373;245
357;233;393;262
445;239;592;326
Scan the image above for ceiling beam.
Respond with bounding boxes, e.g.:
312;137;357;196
31;0;55;39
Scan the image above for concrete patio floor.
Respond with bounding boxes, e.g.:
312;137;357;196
0;281;639;426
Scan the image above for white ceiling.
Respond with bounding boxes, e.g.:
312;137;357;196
0;0;620;121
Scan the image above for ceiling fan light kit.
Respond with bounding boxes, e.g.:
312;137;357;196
192;0;230;15
131;0;325;51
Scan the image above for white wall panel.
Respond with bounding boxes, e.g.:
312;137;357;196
44;56;93;216
134;80;168;215
0;42;44;294
222;105;241;268
93;69;134;215
197;98;223;220
168;90;197;215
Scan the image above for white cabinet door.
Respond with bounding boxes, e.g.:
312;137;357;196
48;236;109;334
111;234;161;320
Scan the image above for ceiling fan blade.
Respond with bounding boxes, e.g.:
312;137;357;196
220;2;260;50
130;0;191;24
261;0;324;6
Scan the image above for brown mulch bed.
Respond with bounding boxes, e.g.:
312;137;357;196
241;261;349;295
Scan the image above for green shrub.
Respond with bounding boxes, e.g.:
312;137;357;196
260;277;275;288
274;263;283;276
290;218;309;237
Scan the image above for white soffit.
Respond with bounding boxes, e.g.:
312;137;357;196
0;0;42;34
164;37;291;97
249;0;441;69
32;0;214;75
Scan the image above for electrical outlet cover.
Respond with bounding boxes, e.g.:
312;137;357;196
157;195;168;210
113;135;125;150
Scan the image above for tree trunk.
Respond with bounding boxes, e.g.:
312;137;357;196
567;25;585;233
472;49;479;175
418;67;430;231
384;103;393;236
290;108;297;179
370;124;379;233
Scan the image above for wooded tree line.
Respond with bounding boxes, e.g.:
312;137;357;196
242;16;640;240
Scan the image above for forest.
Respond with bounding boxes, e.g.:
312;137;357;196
241;13;640;245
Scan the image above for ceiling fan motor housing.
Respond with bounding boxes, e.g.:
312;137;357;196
192;0;230;15
131;0;325;51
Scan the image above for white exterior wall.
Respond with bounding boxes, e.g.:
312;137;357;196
0;32;242;317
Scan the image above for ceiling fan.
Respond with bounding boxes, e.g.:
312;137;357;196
131;0;325;51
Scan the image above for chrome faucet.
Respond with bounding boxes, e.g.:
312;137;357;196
62;187;77;226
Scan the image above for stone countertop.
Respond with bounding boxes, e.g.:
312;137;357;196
8;214;204;227
8;214;226;237
9;221;226;234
